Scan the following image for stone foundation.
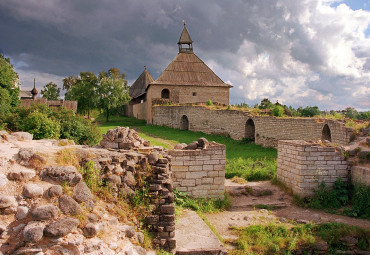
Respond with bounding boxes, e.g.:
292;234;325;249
169;143;225;198
277;140;349;197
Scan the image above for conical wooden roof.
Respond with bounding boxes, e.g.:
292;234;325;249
150;52;232;87
129;69;154;98
178;24;193;44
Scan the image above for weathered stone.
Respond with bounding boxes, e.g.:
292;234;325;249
121;184;135;197
124;171;136;187
106;174;121;185
85;199;95;211
14;247;43;255
10;132;33;141
44;185;63;198
340;236;358;246
31;204;58;221
0;195;16;209
136;232;144;244
40;166;82;186
23;184;43;198
88;213;99;223
143;140;150;147
58;195;81;215
16;148;46;167
148;151;159;165
44;217;79;238
7;169;36;181
83;223;97;238
0;174;8;187
23;222;44;243
198;137;209;148
185;142;198;150
174;143;187;150
73;181;92;203
250;186;273;197
16;206;29;220
113;165;124;175
123;225;136;238
13;223;26;233
160;204;175;214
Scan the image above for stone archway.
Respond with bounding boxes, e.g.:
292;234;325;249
161;89;170;99
245;119;255;141
180;115;189;130
322;124;332;142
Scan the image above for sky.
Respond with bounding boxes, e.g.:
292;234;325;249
0;0;369;111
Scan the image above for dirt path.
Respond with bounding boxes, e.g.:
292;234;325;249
205;179;370;243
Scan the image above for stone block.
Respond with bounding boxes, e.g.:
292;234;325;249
180;179;196;187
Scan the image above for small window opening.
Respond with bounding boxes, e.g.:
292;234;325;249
192;92;197;96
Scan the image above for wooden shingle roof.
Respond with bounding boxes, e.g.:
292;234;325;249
150;52;232;87
129;69;154;98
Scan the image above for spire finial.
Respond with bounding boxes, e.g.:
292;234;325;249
34;78;35;88
183;19;186;26
144;65;147;70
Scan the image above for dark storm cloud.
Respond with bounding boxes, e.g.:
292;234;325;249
0;0;369;110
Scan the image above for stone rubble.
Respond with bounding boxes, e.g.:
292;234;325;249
0;129;158;254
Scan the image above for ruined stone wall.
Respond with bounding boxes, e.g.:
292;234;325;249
126;101;147;120
277;140;349;197
152;106;353;147
168;143;225;198
351;166;370;186
20;99;78;113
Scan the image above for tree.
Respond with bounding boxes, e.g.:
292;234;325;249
41;82;60;100
259;98;273;109
98;68;130;122
0;53;20;106
343;107;358;119
272;105;284;117
299;106;321;117
63;72;99;118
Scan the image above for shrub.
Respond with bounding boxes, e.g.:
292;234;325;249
206;99;213;106
22;111;61;139
350;183;370;219
272;105;284;117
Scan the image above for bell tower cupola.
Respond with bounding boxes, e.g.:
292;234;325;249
178;21;193;53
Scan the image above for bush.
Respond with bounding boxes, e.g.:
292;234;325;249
22;111;61;139
350;183;370;219
272;105;284;117
206;99;213;106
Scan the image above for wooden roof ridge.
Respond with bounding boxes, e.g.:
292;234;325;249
129;68;154;99
150;52;232;87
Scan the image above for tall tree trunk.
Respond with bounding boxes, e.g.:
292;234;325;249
106;107;109;122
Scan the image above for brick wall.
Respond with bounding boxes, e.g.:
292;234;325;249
277;140;349;197
153;105;353;147
20;99;78;113
168;144;225;198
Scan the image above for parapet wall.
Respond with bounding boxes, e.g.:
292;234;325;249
277;140;349;197
169;143;226;198
21;99;78;113
152;106;353;148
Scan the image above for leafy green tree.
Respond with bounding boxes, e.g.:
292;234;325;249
97;68;130;122
299;106;321;117
343;107;358;119
64;72;99;118
272;105;284;117
41;82;60;100
358;111;370;120
0;54;20;106
259;98;273;109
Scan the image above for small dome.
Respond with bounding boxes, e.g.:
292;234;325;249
31;87;38;95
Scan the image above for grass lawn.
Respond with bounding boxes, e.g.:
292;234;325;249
95;115;277;181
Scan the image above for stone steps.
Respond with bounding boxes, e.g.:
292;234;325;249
175;209;227;255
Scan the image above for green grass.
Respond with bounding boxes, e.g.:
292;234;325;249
230;222;369;255
95;115;277;181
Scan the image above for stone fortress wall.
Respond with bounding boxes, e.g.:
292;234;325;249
277;140;349;197
152;105;353;148
169;142;225;198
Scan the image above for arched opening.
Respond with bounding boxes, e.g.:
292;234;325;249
322;124;331;142
245;119;255;141
180;115;189;130
161;89;170;99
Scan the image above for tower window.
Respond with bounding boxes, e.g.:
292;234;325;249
192;92;197;96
